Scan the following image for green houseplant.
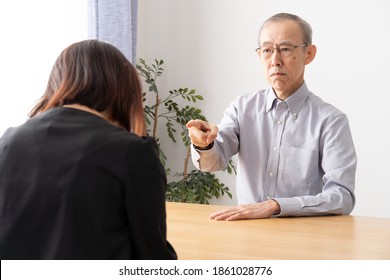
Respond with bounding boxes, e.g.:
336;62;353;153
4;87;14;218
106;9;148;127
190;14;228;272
136;59;235;204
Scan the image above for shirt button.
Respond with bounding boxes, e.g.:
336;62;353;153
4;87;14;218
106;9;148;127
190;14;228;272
269;172;273;176
266;195;271;200
277;120;282;125
273;146;277;151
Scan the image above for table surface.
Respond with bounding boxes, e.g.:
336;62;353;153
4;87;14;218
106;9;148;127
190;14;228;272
166;202;390;260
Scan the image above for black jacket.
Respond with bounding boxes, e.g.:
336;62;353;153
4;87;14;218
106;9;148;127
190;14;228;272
0;107;177;260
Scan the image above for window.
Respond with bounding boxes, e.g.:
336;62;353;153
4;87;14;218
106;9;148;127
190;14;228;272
0;1;87;135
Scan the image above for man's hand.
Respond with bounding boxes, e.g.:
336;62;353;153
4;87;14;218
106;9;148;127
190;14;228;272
209;200;281;221
186;119;218;148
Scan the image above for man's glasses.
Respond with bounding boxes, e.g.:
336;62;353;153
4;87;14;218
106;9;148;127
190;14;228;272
255;44;308;59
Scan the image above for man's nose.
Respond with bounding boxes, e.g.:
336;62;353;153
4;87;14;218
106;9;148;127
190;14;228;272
271;49;282;67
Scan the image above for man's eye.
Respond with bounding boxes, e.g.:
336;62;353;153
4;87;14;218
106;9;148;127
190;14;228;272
280;47;292;53
262;48;272;53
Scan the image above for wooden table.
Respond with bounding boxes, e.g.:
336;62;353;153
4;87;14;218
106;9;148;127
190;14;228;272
166;202;390;260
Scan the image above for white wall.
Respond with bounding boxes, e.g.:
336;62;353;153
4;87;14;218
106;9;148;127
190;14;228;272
137;0;390;218
1;0;389;219
0;1;88;135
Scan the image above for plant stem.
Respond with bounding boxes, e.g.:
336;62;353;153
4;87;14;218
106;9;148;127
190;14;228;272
153;92;159;138
183;145;191;179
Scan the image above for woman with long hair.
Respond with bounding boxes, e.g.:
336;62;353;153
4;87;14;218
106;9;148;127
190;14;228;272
0;40;177;260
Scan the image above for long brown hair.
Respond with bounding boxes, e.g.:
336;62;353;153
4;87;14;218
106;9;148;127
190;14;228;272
29;39;146;136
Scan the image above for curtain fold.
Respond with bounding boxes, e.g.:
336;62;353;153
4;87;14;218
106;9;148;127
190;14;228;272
88;0;138;63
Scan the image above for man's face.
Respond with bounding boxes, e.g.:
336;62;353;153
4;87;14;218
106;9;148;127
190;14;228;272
258;19;315;99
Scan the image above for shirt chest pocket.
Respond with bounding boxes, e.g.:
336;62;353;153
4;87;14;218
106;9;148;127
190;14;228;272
279;146;321;194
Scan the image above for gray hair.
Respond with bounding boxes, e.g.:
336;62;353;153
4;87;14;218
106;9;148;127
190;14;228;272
257;13;313;46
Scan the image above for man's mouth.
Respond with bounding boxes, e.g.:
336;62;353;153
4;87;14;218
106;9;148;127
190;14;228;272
271;67;285;76
271;72;285;76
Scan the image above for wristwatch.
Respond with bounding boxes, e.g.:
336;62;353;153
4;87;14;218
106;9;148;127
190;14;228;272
194;142;214;150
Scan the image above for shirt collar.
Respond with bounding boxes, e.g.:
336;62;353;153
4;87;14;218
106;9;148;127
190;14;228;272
265;82;310;119
265;89;278;113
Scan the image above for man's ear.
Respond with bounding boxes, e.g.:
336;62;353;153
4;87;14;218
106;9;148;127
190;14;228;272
305;44;317;65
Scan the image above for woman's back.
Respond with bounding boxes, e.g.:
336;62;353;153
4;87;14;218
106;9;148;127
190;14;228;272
0;107;176;259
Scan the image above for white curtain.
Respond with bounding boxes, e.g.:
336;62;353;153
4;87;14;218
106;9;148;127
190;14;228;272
88;0;138;63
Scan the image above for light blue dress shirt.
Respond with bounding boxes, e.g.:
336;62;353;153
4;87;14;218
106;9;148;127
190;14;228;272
191;82;357;216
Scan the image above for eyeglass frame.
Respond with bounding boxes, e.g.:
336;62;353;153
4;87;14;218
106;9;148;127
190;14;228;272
255;44;309;59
